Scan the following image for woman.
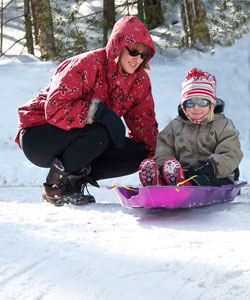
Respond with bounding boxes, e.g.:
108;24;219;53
15;16;158;206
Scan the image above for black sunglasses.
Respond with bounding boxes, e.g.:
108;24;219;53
184;99;210;108
125;47;150;60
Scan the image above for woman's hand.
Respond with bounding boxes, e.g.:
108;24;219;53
94;103;126;149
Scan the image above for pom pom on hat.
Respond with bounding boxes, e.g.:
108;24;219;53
182;68;216;107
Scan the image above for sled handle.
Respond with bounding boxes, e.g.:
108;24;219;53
112;175;198;191
177;175;198;186
112;181;138;192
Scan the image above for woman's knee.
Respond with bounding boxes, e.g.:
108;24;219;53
20;128;52;168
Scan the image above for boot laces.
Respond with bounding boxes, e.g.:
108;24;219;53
80;181;92;197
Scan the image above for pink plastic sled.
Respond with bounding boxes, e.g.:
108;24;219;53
111;181;247;209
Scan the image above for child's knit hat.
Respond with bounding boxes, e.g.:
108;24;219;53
181;68;216;107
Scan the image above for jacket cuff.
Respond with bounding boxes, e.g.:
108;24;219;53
86;98;100;124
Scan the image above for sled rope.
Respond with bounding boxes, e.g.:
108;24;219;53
112;181;138;192
177;175;198;186
112;175;198;192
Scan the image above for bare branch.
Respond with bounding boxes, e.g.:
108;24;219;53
0;37;25;57
3;14;24;26
3;0;15;10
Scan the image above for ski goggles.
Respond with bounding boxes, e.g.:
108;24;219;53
184;99;210;108
125;47;151;60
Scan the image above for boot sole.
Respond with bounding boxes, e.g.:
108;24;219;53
41;193;95;206
139;159;159;186
69;195;95;205
41;193;70;206
162;159;185;186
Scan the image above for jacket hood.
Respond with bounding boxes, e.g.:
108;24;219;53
105;16;155;63
178;98;225;121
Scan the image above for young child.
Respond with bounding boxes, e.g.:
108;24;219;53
139;68;243;187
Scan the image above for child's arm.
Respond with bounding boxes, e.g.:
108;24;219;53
153;122;177;167
209;119;243;178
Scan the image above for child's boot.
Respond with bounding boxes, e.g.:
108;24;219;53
162;158;185;186
139;159;162;186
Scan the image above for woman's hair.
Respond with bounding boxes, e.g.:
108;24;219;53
115;42;152;70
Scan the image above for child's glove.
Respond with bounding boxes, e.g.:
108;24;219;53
184;161;214;178
93;102;126;149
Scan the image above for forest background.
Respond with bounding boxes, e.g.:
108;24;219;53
1;0;250;62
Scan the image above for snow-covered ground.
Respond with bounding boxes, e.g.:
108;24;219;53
1;185;250;300
1;12;250;300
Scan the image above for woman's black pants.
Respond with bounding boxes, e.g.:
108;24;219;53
20;123;147;180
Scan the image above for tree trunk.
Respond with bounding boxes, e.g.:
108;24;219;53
30;0;57;60
137;0;144;23
144;0;164;30
24;0;34;54
181;0;189;48
0;0;3;53
185;0;196;44
194;0;210;45
103;0;115;46
181;0;210;48
30;0;39;45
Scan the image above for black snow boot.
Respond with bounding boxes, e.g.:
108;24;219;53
41;158;97;206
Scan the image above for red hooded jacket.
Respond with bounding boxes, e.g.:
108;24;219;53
15;16;158;157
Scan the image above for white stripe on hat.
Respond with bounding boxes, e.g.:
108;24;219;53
181;68;216;106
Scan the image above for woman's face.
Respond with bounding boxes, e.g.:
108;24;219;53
119;46;144;74
185;98;210;120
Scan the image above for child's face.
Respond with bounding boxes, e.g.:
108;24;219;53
184;98;210;120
